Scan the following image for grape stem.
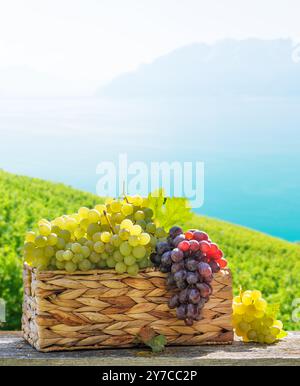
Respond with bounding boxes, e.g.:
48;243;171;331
122;181;129;203
103;210;115;234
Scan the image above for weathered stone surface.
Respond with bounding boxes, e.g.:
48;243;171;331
0;331;299;366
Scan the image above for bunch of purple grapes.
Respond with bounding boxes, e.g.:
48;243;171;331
150;226;226;326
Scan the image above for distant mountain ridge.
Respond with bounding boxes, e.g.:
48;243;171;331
97;39;300;97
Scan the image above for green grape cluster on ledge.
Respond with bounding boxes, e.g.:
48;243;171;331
23;195;168;275
233;289;287;344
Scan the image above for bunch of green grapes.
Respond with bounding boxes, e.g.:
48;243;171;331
23;195;168;275
233;289;286;344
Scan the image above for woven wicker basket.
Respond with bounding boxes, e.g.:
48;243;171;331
22;264;233;352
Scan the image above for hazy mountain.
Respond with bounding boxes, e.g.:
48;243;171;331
97;39;300;97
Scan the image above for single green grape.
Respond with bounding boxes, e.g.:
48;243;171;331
74;228;86;240
107;257;116;268
105;243;114;254
101;252;109;260
47;233;58;246
146;222;156;234
242;293;253;306
65;261;77;272
127;263;139;276
130;225;142;236
131;195;143;206
23;242;35;252
35;235;47;248
139;233;151;246
110;200;122;213
124;255;136;266
59;230;71;242
100;224;111;233
120;219;133;230
85;240;94;250
138;257;150;269
111;213;124;224
113;250;124;262
62;250;73;261
25;231;36;243
92;232;102;242
254;298;267;311
72;253;84;263
35;247;45;259
149;235;157;248
89;252;101;263
111;234;122;247
56;238;65;250
56;250;65;262
71;242;82;254
68;217;78;231
233;302;246;315
270;326;280;337
52;216;65;228
88;209;101;223
238;321;251;333
121;203;133;216
50;225;61;234
244;313;254;323
115;262;127;274
128;235;139;247
80;218;89;230
81;246;91;258
143;207;153;219
77;237;87;245
264;335;276;344
101;231;112;243
98;259;107;268
78;207;90;218
100;214;109;225
136;219;147;230
39;223;51;236
134;210;145;221
95;204;106;214
78;259;92;271
120;241;132;256
264;317;274;328
119;229;130;240
56;260;65;270
94;241;105;253
132;245;146;259
87;223;101;236
247;330;257;340
44;246;55;258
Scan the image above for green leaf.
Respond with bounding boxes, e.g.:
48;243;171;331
146;335;167;353
137;327;167;353
147;189;192;230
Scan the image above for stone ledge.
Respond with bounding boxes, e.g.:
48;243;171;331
0;331;299;366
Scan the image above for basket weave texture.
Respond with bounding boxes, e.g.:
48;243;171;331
22;264;233;351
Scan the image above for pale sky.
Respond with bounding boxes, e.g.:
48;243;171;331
1;0;300;95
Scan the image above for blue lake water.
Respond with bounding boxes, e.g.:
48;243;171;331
0;96;299;241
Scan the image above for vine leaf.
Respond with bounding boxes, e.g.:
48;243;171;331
147;189;192;229
137;327;167;353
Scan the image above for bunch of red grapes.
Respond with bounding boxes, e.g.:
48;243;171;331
150;226;228;326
